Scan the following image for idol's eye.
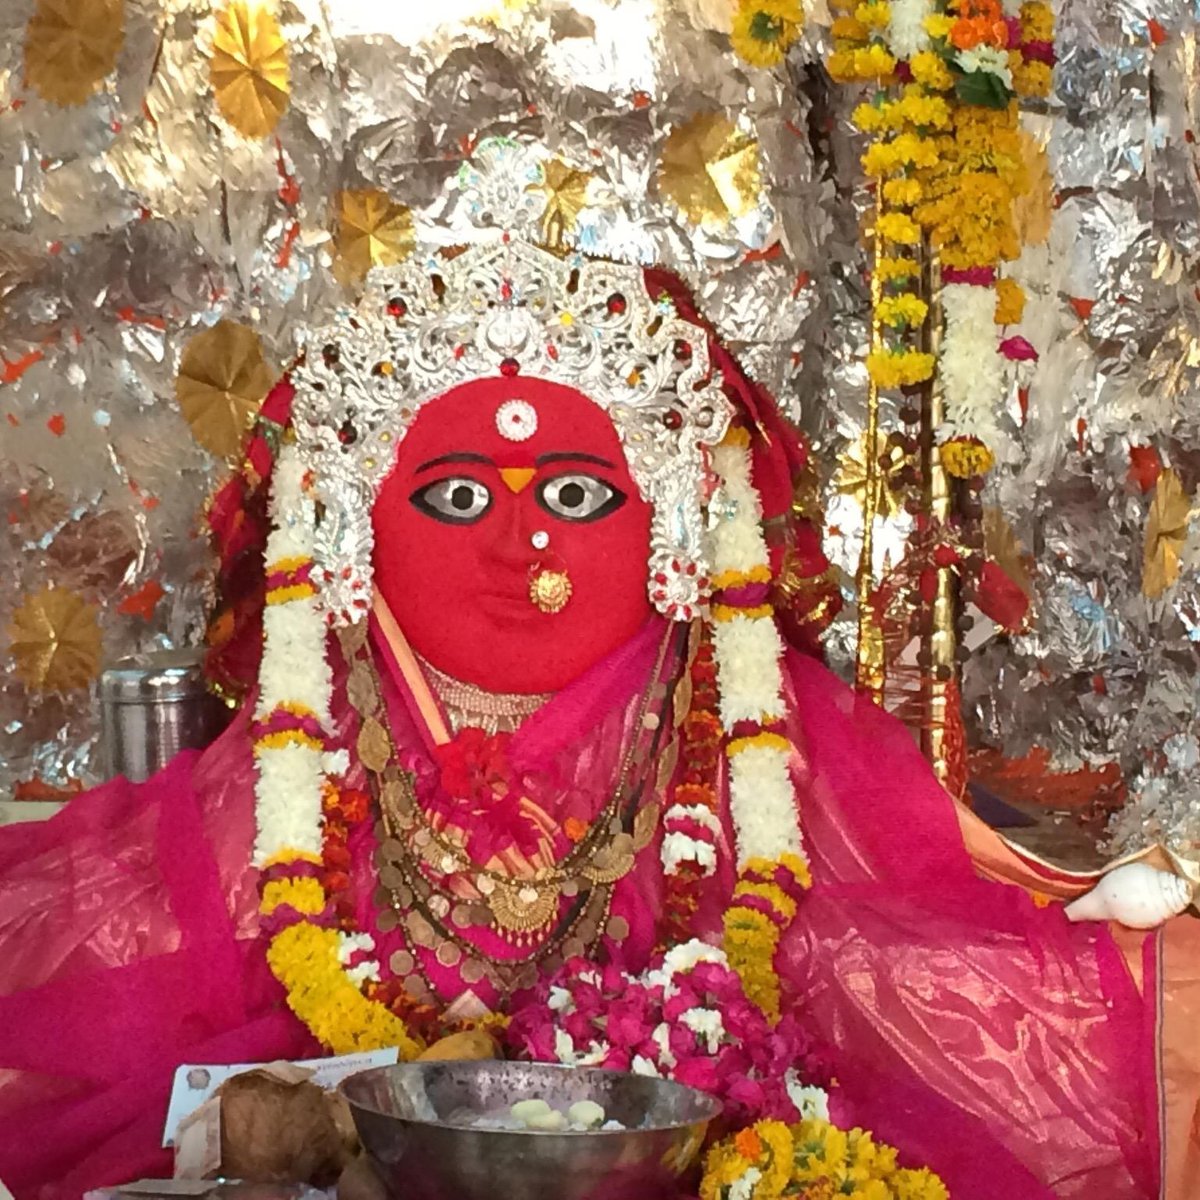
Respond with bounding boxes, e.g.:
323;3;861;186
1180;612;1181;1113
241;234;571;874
537;474;625;522
410;477;493;524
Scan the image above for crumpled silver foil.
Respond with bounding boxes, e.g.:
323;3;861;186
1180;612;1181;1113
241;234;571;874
2;0;1198;862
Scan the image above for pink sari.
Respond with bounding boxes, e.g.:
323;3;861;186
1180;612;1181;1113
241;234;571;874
780;650;1159;1199
0;627;1185;1199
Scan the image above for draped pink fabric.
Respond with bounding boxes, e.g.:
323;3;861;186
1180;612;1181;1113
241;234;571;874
0;633;1164;1200
780;650;1157;1200
0;718;316;1198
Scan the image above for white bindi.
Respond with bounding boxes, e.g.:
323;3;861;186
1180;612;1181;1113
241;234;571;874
495;398;538;442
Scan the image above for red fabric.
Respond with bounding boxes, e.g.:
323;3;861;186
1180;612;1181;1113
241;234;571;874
372;376;654;693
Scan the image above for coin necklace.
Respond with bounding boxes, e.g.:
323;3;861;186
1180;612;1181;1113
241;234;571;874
338;622;684;999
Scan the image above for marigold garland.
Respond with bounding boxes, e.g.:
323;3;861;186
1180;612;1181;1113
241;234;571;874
828;0;1055;470
701;1116;949;1200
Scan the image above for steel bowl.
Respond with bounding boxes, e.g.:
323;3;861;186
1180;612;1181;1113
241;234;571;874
340;1060;720;1200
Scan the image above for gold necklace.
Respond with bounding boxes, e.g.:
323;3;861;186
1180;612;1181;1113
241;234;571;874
337;623;683;994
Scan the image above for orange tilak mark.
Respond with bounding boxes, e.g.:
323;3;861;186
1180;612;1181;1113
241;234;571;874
499;467;536;494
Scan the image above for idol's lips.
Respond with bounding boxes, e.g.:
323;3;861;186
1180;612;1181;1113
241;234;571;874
475;590;542;617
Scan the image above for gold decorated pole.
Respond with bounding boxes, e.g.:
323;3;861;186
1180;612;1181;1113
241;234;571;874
919;254;956;784
854;190;886;703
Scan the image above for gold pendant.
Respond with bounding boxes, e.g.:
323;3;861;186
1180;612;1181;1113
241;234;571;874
578;832;635;885
488;879;560;936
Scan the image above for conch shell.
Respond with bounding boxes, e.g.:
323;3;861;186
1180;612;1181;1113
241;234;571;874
1064;863;1195;929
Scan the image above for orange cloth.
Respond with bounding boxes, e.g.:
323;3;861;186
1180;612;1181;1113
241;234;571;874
956;797;1200;1200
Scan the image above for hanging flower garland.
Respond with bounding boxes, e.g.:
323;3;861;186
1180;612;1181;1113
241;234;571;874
251;445;422;1056
707;426;811;1022
828;0;1056;475
658;632;726;951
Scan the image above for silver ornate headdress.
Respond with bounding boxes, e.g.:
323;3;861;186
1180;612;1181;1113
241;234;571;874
291;148;732;624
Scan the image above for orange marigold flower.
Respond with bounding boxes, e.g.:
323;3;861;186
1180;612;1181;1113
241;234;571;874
734;1127;764;1160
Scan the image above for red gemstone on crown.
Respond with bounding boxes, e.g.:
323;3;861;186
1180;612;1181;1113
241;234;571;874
607;293;627;315
500;357;520;377
387;297;407;318
662;409;683;430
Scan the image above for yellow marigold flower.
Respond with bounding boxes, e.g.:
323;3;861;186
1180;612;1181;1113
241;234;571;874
261;876;327;916
855;42;896;78
892;1167;951;1200
877;292;929;328
827;48;859;80
851;101;888;133
853;1;890;30
794;1119;850;1176
994;277;1026;324
896;90;951;128
876;255;919;281
877;211;921;244
883;177;923;206
732;0;803;68
941;438;995;478
1012;59;1053;97
891;131;939;168
923;12;953;38
910;49;953;89
1020;1;1054;42
862;141;900;177
831;15;869;40
866;348;935;388
756;1120;796;1194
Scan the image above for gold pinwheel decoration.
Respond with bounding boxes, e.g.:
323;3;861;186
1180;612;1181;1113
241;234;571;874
9;586;102;692
210;0;290;140
23;0;125;108
1142;468;1194;598
530;159;594;251
657;113;763;227
835;432;908;520
176;320;275;459
333;188;416;285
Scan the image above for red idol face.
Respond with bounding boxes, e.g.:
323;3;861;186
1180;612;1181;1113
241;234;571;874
371;376;654;694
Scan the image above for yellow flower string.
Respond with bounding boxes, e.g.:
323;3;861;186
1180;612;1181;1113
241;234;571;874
723;854;810;1023
828;0;1054;466
265;920;424;1056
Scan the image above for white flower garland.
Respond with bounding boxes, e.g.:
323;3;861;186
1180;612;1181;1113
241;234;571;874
252;446;333;866
886;0;931;61
708;431;806;868
938;282;1014;462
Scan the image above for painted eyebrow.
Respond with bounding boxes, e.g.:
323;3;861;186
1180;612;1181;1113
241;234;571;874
534;452;618;469
414;452;493;474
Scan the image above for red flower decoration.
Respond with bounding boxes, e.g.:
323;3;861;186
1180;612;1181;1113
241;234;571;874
436;727;515;803
434;727;541;862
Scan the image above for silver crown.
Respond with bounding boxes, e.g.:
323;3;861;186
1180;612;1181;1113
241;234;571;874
290;235;732;625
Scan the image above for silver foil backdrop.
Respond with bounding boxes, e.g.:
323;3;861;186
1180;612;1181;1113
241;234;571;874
0;0;1196;857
